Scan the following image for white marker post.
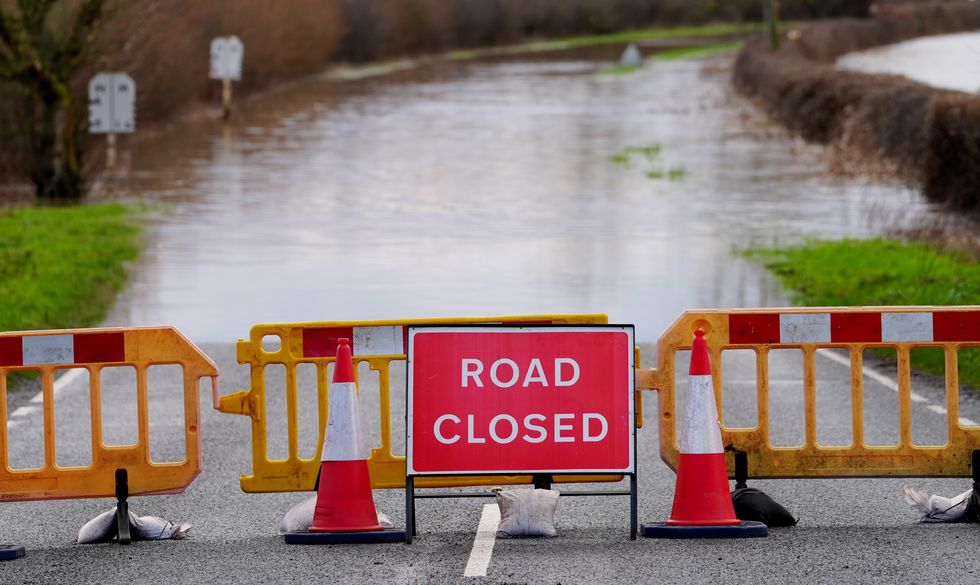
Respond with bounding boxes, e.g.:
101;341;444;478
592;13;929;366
88;73;136;175
210;36;243;119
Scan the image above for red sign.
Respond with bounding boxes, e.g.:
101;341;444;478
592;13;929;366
407;326;635;475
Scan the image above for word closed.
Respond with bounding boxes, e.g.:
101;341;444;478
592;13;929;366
408;326;635;475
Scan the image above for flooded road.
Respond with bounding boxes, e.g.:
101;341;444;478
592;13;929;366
837;31;980;93
105;51;934;343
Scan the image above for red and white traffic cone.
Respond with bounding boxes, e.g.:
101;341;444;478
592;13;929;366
642;329;767;538
284;338;405;544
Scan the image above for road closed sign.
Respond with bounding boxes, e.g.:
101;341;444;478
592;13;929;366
407;326;635;475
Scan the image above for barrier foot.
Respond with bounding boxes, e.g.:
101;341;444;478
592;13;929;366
0;544;26;561
115;469;133;545
734;451;748;490
532;474;553;490
283;529;408;545
640;521;768;539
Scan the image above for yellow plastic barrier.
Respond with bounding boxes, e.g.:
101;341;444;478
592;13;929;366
637;307;980;478
217;314;644;492
0;327;218;502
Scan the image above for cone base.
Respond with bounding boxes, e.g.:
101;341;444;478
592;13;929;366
284;528;407;545
309;522;384;533
641;521;767;539
0;544;25;561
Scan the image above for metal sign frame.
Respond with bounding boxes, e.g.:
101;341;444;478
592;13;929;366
209;36;243;81
404;324;638;543
88;73;135;134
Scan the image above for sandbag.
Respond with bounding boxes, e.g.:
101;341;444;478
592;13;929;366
903;484;973;523
495;488;559;538
76;508;191;544
731;487;797;527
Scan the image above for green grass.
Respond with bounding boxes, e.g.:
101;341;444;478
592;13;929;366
611;144;662;165
446;22;761;61
0;203;141;333
599;65;641;76
651;41;743;61
612;144;689;181
747;238;980;387
544;22;762;50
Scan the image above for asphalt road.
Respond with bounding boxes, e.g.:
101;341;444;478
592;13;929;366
3;342;980;584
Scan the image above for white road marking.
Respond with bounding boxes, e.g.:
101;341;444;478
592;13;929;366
726;380;813;385
923;404;979;426
816;349;980;426
6;368;86;430
464;503;501;578
10;406;38;417
29;367;86;404
816;349;928;402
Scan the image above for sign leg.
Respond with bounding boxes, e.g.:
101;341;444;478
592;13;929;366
630;473;638;540
405;476;415;544
222;79;233;120
106;133;117;174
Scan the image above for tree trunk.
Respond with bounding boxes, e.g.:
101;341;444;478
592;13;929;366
30;83;83;200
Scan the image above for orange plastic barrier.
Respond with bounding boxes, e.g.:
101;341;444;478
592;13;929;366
637;307;980;479
0;327;218;502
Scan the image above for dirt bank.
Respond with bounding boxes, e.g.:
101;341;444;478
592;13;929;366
733;2;980;212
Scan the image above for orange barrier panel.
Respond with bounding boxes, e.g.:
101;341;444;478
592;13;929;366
637;307;980;479
216;314;646;492
0;327;218;502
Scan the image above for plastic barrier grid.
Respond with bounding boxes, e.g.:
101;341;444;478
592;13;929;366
637;307;980;478
0;327;218;502
217;314;645;492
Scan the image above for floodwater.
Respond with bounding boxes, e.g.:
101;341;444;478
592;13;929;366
837;31;980;93
103;49;936;343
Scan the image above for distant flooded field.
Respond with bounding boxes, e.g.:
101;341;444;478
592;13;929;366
837;31;980;93
103;50;938;342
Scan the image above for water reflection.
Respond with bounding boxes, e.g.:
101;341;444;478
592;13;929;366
104;54;936;342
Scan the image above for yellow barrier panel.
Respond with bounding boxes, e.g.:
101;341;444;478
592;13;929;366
0;327;218;502
637;307;980;478
217;314;645;492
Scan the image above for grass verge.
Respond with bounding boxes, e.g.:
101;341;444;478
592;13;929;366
0;203;141;333
447;22;762;61
747;238;980;388
651;41;742;61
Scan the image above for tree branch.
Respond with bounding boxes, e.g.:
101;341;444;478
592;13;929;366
55;0;103;76
0;4;24;61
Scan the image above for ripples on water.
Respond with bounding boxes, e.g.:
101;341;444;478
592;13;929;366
105;54;933;342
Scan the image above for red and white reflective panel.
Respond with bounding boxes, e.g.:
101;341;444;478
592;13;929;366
407;326;635;475
322;381;370;462
0;332;125;367
729;311;980;345
681;374;724;455
303;326;410;358
301;322;556;358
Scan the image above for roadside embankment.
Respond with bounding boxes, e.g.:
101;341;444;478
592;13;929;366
733;2;980;212
748;239;980;388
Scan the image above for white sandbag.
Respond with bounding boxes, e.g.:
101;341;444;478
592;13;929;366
279;495;392;534
903;484;972;523
619;43;643;68
76;508;191;544
495;488;559;538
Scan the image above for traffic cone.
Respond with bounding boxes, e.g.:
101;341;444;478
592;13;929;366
642;330;767;538
284;338;405;544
